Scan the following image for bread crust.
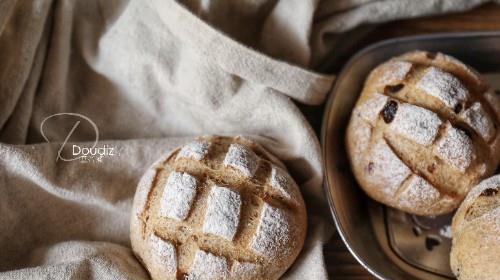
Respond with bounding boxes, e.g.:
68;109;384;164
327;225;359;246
450;175;500;280
346;51;500;216
130;135;307;280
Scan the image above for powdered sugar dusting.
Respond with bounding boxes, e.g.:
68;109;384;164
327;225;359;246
251;203;291;258
460;209;500;243
389;103;442;146
377;60;413;85
350;119;372;161
366;140;412;196
202;186;242;241
463;175;500;206
149;233;177;273
176;141;210;161
398;175;440;208
160;172;198;221
188;250;230;279
223;144;259;177
478;208;500;242
435;124;475;172
231;261;259;278
357;93;388;123
461;102;495;142
269;165;299;204
416;67;469;108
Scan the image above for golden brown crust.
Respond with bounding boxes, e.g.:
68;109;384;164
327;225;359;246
130;135;307;280
346;51;500;216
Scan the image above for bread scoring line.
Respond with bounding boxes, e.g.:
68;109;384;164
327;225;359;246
373;88;491;168
377;66;496;148
148;173;273;260
151;227;264;265
158;161;298;211
142;158;291;266
383;136;454;200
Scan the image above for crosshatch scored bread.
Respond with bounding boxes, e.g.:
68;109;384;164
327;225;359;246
450;175;500;280
130;135;307;280
346;51;500;216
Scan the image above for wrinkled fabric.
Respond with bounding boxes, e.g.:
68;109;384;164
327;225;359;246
0;0;497;279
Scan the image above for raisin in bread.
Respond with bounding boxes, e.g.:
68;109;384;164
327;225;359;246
346;51;500;216
130;135;307;280
450;175;500;280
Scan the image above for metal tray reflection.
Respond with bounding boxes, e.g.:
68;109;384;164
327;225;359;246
321;32;500;280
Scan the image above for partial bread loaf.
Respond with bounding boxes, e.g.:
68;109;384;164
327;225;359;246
130;135;307;280
450;175;500;280
346;51;500;216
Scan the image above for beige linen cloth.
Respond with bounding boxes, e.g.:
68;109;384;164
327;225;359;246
0;0;498;279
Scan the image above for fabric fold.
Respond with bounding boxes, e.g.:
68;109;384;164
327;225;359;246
151;0;335;105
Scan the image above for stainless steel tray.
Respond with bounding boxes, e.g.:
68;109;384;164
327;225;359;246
321;32;500;280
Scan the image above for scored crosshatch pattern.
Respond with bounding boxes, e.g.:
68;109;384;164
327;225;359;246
348;51;500;216
131;136;306;280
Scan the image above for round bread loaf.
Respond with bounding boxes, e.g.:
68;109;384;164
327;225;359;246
130;135;307;280
450;175;500;280
346;51;500;216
